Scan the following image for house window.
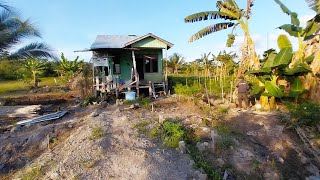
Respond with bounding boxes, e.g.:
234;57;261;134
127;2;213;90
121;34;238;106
113;57;121;74
144;56;158;73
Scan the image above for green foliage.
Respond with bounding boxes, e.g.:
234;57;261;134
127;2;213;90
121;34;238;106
0;59;25;80
89;127;104;140
286;102;320;126
57;53;83;81
0;77;64;94
0;2;56;59
226;34;235;47
174;83;203;97
277;35;292;49
124;97;151;108
149;121;185;148
187;144;222;180
82;96;97;107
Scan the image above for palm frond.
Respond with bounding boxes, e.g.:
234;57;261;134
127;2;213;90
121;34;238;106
184;11;236;23
189;22;235;42
9;42;57;60
305;0;320;13
0;1;14;12
0;18;41;50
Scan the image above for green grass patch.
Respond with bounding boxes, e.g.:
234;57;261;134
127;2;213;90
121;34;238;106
286;101;320;127
21;166;43;180
187;144;222;180
217;106;230;114
89;127;104;140
124;97;151;108
0;77;64;95
149;121;185;148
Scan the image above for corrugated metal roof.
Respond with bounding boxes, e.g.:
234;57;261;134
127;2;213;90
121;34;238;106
90;35;139;49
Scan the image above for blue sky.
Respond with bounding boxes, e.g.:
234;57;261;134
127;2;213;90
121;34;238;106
10;0;315;62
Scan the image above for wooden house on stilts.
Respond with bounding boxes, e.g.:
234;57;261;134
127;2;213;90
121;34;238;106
85;33;173;99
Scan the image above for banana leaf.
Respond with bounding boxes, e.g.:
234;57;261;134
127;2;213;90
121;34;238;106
257;75;272;83
291;12;300;26
303;19;320;38
278;24;303;37
288;77;304;97
272;48;293;68
251;85;265;95
249;67;271;74
278;34;292;49
265;81;284;98
284;63;312;75
263;51;277;68
305;54;314;64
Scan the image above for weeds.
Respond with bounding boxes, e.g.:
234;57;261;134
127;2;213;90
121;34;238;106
286;102;320;127
82;96;97;107
217;106;230;114
21;166;43;180
81;159;96;169
149;121;184;148
89;127;104;140
124;97;151;108
187;144;222;180
134;121;150;134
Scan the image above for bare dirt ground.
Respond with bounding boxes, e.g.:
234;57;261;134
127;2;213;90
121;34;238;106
0;95;319;179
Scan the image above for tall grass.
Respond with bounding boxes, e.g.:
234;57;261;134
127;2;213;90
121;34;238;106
0;77;64;94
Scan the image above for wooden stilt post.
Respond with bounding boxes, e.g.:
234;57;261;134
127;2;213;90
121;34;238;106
165;48;168;95
132;50;139;98
149;81;152;98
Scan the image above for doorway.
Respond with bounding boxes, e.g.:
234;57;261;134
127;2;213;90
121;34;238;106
136;57;144;80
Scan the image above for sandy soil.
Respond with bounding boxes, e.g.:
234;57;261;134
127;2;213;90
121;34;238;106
0;96;319;180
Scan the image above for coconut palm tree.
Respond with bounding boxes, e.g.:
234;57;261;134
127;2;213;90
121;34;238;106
167;53;186;74
184;0;260;76
0;2;56;59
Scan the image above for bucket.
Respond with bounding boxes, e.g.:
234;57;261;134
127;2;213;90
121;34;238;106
125;91;136;101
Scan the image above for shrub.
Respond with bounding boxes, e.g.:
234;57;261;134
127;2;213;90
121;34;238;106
149;121;185;148
287;102;320;127
174;83;203;96
124;97;151;108
82;96;97;107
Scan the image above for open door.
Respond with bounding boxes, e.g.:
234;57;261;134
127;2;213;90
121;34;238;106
136;57;144;80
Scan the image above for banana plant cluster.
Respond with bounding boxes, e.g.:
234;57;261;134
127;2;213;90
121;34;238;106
251;35;312;102
248;0;320;109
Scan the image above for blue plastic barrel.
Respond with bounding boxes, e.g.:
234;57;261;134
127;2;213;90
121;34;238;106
125;91;136;100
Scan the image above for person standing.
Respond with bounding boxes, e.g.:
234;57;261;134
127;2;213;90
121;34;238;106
236;76;250;109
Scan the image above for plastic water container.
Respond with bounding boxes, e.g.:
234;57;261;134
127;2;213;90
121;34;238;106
125;91;136;100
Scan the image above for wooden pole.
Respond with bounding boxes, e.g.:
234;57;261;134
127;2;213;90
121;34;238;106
165;48;168;94
132;50;139;97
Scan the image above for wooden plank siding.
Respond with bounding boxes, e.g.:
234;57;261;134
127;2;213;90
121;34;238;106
131;37;168;49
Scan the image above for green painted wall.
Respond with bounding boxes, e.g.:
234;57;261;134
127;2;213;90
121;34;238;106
132;37;167;49
95;49;164;83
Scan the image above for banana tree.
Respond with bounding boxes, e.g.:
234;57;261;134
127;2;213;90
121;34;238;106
251;35;311;109
184;0;260;77
274;0;320;100
25;58;46;88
